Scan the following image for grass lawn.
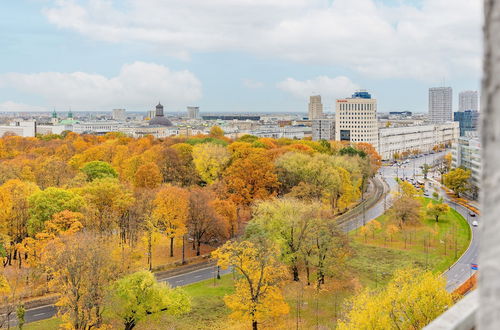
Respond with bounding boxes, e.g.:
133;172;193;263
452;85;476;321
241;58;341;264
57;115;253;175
350;197;471;276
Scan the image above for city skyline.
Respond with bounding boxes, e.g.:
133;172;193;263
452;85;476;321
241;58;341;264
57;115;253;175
0;0;481;113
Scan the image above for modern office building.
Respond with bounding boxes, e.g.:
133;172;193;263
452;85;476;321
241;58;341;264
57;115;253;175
335;90;378;149
378;122;459;160
459;90;479;112
454;110;479;136
312;119;335;141
308;95;324;120
112;109;126;121
429;87;453;123
187;106;200;119
451;134;481;199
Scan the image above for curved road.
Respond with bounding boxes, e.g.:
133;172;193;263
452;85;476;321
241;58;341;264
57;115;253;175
12;151;477;325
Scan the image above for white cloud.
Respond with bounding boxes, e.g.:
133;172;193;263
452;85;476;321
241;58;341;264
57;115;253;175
277;76;359;102
42;0;482;81
0;101;47;112
0;62;202;109
242;79;264;89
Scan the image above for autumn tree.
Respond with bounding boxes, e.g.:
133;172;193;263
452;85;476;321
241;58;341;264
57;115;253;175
299;216;350;287
28;187;84;235
42;233;120;329
389;195;422;228
209;126;225;138
153;186;189;257
386;224;399;242
108;271;191;330
426;201;450;222
421;163;431;179
80;178;134;234
367;220;382;239
223;149;280;207
80;160;118;181
187;188;226;256
0;179;39;265
443;168;471;197
338;268;453;329
134;162;162;189
246;198;320;281
212;199;238;238
159;145;199;186
212;240;289;330
192;143;230;184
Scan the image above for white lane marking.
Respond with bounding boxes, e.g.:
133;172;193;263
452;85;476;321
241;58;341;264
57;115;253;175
34;313;46;317
158;265;216;282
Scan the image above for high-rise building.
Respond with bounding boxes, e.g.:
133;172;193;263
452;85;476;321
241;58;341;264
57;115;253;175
308;95;323;120
312;119;335;141
187;106;200;119
335;90;378;149
459;90;479;112
112;109;126;121
429;87;453;123
454;110;479;136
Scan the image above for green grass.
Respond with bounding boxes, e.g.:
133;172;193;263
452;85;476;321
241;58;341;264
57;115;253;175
24;317;62;330
351;197;471;277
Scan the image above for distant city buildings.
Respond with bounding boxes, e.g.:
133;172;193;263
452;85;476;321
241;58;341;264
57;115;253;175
454;110;479;136
429;87;453;123
112;109;127;121
308;95;323;120
459;90;479;112
335;90;378;148
312;119;335;141
187;106;200;119
201;115;261;121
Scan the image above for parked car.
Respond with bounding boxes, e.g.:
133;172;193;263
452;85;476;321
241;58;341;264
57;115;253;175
469;212;476;217
472;221;479;227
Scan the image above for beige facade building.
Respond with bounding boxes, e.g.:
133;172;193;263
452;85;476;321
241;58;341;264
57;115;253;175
378;122;459;160
308;95;323;120
335;90;378;149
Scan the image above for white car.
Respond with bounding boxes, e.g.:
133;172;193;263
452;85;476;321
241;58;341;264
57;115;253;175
472;221;479;227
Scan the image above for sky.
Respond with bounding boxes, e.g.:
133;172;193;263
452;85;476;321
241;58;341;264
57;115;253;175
0;0;483;114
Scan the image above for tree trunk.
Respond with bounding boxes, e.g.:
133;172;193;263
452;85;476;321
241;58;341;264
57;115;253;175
196;240;201;256
292;264;300;281
252;320;258;330
170;237;174;257
305;263;310;286
124;320;136;330
182;235;186;264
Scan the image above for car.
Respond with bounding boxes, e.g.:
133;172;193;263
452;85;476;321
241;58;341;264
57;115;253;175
472;221;479;227
469;212;476;217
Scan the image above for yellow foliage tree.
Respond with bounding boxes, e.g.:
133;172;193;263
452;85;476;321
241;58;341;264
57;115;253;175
338;268;453;330
212;240;289;330
134;162;162;189
367;220;382;239
192;143;230;184
153;186;190;258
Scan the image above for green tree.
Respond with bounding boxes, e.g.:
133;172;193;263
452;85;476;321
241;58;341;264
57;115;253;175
421;163;431;179
426;201;450;222
81;161;118;181
443;168;471;197
246;198;320;281
28;187;84;235
109;271;191;330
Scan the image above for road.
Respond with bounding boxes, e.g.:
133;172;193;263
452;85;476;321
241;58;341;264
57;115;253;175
12;151;476;324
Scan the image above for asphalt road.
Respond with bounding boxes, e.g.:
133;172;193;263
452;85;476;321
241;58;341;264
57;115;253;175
11;150;476;325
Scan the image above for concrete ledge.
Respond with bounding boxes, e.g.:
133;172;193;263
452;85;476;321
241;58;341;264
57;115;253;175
424;290;477;330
